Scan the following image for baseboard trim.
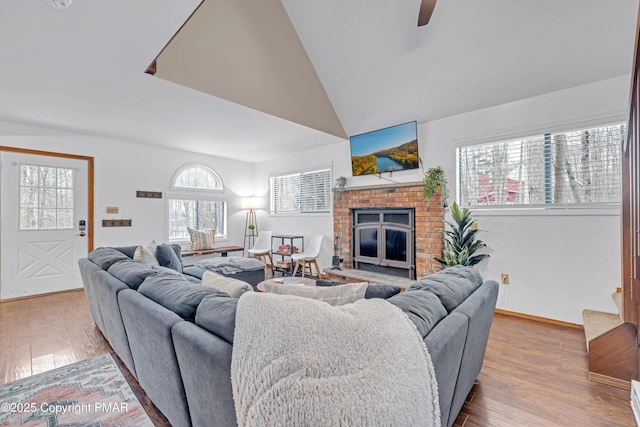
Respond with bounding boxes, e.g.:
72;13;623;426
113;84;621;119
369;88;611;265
494;308;584;330
0;288;84;303
588;372;631;390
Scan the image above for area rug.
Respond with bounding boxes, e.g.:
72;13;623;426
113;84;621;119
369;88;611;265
0;354;154;427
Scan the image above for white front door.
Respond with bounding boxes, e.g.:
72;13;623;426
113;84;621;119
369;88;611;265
0;152;89;300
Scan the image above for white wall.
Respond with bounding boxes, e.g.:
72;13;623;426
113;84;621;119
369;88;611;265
255;75;629;324
421;75;628;324
253;148;340;269
0;124;254;250
2;74;629;324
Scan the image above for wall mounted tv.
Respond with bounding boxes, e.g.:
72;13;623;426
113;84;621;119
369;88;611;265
349;121;419;176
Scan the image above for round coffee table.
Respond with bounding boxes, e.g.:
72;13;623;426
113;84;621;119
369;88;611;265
257;276;316;292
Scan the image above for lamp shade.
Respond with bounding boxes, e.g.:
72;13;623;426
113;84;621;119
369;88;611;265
241;197;262;210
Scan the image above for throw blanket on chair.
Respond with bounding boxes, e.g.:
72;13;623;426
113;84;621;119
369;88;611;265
231;292;440;426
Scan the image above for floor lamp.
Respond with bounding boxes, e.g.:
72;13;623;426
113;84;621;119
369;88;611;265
241;197;261;255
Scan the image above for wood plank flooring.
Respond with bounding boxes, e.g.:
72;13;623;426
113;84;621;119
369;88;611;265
0;291;636;426
0;290;170;425
453;314;635;426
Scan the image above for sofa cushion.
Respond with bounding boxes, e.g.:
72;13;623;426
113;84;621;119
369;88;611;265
134;241;160;267
194;294;238;344
365;284;403;299
88;247;132;270
107;260;156;290
113;246;138;259
386;289;448;338
187;227;216;250
138;272;227;321
408;265;483;313
202;271;253;298
156;244;184;273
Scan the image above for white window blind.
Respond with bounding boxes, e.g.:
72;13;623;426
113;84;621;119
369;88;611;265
270;168;331;214
457;123;625;207
168;198;226;239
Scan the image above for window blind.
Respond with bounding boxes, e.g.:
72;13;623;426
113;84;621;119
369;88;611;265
168;199;226;239
457;124;625;207
270;168;331;214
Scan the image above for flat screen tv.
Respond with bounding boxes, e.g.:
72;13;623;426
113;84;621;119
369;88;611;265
349;121;419;176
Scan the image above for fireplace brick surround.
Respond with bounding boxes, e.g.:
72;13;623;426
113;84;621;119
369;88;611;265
333;182;444;279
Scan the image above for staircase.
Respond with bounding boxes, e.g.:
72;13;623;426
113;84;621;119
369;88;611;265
582;290;637;389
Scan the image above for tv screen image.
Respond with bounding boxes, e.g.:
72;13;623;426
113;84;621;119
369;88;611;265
349;121;419;176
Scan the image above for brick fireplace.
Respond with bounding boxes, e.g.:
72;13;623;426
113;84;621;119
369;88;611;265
333;182;444;280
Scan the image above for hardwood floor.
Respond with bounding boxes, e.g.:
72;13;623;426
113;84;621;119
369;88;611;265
0;291;636;426
454;314;635;426
0;290;170;425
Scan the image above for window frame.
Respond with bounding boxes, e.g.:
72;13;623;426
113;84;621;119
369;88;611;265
455;121;625;211
269;166;333;216
167;164;228;242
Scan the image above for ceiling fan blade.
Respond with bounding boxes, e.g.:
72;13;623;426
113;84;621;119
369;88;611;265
418;0;437;27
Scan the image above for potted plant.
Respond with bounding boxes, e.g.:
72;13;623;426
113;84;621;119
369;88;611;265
333;176;348;192
437;202;489;267
423;166;449;203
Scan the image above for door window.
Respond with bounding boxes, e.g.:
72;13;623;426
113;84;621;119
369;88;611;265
19;164;74;230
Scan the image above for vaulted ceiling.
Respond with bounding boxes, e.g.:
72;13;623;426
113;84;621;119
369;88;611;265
0;0;637;162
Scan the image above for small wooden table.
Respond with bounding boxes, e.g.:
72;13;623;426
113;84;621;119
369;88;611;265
181;245;244;258
257;277;316;292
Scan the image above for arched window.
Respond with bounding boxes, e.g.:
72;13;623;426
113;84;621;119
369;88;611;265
173;165;223;191
168;165;226;240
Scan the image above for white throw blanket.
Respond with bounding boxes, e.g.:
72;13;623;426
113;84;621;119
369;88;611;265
231;292;440;426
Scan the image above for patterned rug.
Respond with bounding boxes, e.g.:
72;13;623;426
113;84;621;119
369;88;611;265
0;354;154;426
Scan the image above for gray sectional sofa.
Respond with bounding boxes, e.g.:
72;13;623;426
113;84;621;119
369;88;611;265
79;245;498;427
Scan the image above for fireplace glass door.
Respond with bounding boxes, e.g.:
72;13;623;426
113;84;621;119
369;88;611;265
353;209;414;278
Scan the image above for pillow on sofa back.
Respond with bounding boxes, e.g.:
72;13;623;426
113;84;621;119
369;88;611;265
315;281;402;300
262;282;368;306
107;260;156;290
408;265;483;313
156;244;183;273
386;290;448;338
364;284;402;299
133;241;160;267
138;272;227;321
88;247;132;270
202;271;253;298
195;294;238;344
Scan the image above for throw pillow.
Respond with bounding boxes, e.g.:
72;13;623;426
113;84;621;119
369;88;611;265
202;271;253;298
133;240;160;267
156;243;183;273
187;227;216;251
262;282;368;306
364;284;403;299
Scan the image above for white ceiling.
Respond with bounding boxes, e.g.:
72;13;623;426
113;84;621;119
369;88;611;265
281;0;639;135
0;0;638;162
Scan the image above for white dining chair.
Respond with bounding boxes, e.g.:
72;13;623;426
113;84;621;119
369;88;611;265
291;235;324;278
248;231;273;276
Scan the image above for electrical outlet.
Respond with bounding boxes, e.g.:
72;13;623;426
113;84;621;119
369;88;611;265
501;274;509;285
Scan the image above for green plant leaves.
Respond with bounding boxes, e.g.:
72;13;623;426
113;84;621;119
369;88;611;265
423;166;449;201
437;201;489;267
